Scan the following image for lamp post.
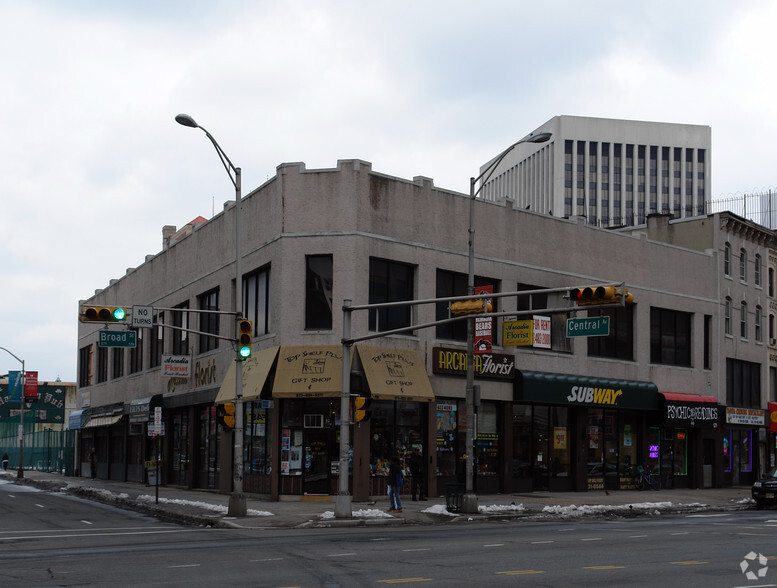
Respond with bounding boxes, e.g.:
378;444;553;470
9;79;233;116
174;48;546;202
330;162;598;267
461;131;551;514
0;346;26;478
175;113;246;517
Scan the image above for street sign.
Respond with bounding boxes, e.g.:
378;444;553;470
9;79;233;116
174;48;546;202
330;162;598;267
132;305;153;328
566;316;610;337
98;330;137;348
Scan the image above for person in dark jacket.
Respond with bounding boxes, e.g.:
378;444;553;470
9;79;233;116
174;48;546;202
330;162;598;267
409;448;427;501
387;456;403;512
89;449;97;480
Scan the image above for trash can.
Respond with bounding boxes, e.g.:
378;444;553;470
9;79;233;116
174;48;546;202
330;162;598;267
445;483;465;512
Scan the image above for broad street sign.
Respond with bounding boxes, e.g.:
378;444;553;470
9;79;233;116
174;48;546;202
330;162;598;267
98;330;137;348
566;316;610;338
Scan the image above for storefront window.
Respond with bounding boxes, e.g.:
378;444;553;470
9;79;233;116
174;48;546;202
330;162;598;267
245;402;271;475
170;410;189;486
549;407;570;479
370;401;423;476
436;401;458;476
476;402;499;476
647;427;660;472
198;406;219;489
738;429;753;473
619;414;638;479
512;404;532;481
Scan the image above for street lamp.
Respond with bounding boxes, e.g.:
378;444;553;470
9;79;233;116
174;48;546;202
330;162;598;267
175;113;246;517
0;346;26;478
462;130;551;514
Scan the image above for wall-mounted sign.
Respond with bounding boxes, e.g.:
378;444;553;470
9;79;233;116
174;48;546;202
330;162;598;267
432;347;515;380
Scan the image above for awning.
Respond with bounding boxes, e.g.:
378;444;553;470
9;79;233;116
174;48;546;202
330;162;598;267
516;371;659;410
659;391;720;428
68;409;89;430
216;346;280;404
128;394;163;423
356;345;434;402
272;345;342;398
82;415;123;429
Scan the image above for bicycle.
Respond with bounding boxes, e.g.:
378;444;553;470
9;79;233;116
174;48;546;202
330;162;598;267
631;465;660;490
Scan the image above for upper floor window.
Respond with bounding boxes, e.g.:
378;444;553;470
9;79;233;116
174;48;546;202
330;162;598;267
724;242;731;276
198;289;219;353
129;329;143;374
725;297;732;335
726;358;761;408
650;307;691;367
741;301;748;339
97;346;108;384
516;283;570;353
755;254;762;287
171;302;189;355
78;345;93;388
755;305;763;342
305;256;332;330
740;248;747;282
112;348;124;380
150;312;164;368
243;265;271;336
369;258;414;333
770;267;775;297
588;305;633;360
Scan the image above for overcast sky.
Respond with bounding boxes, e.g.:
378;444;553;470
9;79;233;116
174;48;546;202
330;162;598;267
2;0;776;382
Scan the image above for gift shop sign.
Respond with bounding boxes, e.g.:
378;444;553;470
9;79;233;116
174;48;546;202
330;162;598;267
726;407;766;426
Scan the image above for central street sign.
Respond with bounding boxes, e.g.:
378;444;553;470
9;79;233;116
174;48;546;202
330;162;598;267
566;316;610;338
98;330;137;348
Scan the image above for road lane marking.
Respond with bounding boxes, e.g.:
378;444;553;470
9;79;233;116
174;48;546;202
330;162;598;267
168;564;200;569
629;535;648;538
670;532;689;535
328;553;356;557
530;541;554;544
402;548;431;552
81;520;93;525
377;578;433;584
670;561;708;565
497;570;544;575
250;558;283;562
584;566;626;570
483;544;503;547
581;538;602;541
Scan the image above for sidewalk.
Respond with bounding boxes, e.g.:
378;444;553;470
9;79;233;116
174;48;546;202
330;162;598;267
1;469;755;529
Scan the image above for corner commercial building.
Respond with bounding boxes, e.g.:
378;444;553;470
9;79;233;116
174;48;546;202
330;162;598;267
74;155;768;502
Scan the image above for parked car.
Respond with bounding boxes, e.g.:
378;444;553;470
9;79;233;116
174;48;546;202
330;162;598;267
751;466;777;510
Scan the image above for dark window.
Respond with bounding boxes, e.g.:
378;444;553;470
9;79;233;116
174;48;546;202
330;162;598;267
243;265;271;337
150;312;164;368
588;305;634;360
516;283;570;353
305;255;333;330
726;358;761;408
703;315;711;370
650;307;691;366
369;258;414;333
112;348;124;379
78;345;93;387
129;329;143;374
435;269;498;342
97;346;108;383
171;302;189;355
198;289;219;353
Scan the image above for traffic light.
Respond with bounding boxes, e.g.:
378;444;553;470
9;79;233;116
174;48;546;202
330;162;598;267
79;306;128;322
450;299;493;316
354;396;371;423
569;285;633;306
237;319;252;359
217;403;236;429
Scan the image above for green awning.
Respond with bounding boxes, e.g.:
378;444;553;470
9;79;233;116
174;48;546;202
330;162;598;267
516;370;658;410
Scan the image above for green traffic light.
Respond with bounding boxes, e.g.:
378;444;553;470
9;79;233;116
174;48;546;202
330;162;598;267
113;307;126;321
238;345;251;359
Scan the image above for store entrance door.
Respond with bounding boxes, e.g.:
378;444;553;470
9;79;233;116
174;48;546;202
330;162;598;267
303;429;331;495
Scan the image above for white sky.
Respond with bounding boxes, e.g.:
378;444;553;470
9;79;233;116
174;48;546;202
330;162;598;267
2;0;776;382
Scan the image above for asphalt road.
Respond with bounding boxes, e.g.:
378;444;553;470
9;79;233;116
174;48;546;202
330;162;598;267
1;478;775;586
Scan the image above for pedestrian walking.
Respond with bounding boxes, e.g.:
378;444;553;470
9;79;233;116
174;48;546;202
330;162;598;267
409;448;427;501
89;448;97;480
387;456;404;512
1;453;8;471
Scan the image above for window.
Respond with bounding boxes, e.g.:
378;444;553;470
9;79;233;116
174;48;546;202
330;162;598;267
725;297;732;336
112;348;124;379
243;266;271;337
129;329;143;374
770;267;775;297
755;306;763;342
587;305;634;360
305;255;333;330
726;358;761;408
740;248;747;282
435;270;498;342
198;289;219;353
755;254;762;287
650;307;691;366
516;283;570;353
171;302;189;355
369;258;414;333
740;301;748;339
724;242;731;277
97;346;108;384
150;312;164;368
771;313;776;343
703;315;711;370
78;345;93;387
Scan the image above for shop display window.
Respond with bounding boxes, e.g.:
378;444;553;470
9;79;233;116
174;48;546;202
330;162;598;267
476;402;499;476
370;401;423;476
436;400;458;476
245;402;271;475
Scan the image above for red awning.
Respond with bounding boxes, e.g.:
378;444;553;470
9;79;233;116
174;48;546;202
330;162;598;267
659;391;718;404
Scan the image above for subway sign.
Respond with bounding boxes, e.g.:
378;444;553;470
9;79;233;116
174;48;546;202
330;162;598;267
432;347;515;380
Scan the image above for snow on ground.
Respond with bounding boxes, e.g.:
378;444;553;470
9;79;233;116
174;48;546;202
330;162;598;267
541;501;685;517
135;494;274;516
320;508;393;519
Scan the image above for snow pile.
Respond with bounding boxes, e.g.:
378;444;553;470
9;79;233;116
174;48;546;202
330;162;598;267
135;494;273;516
319;508;393;519
542;501;676;517
480;503;526;513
